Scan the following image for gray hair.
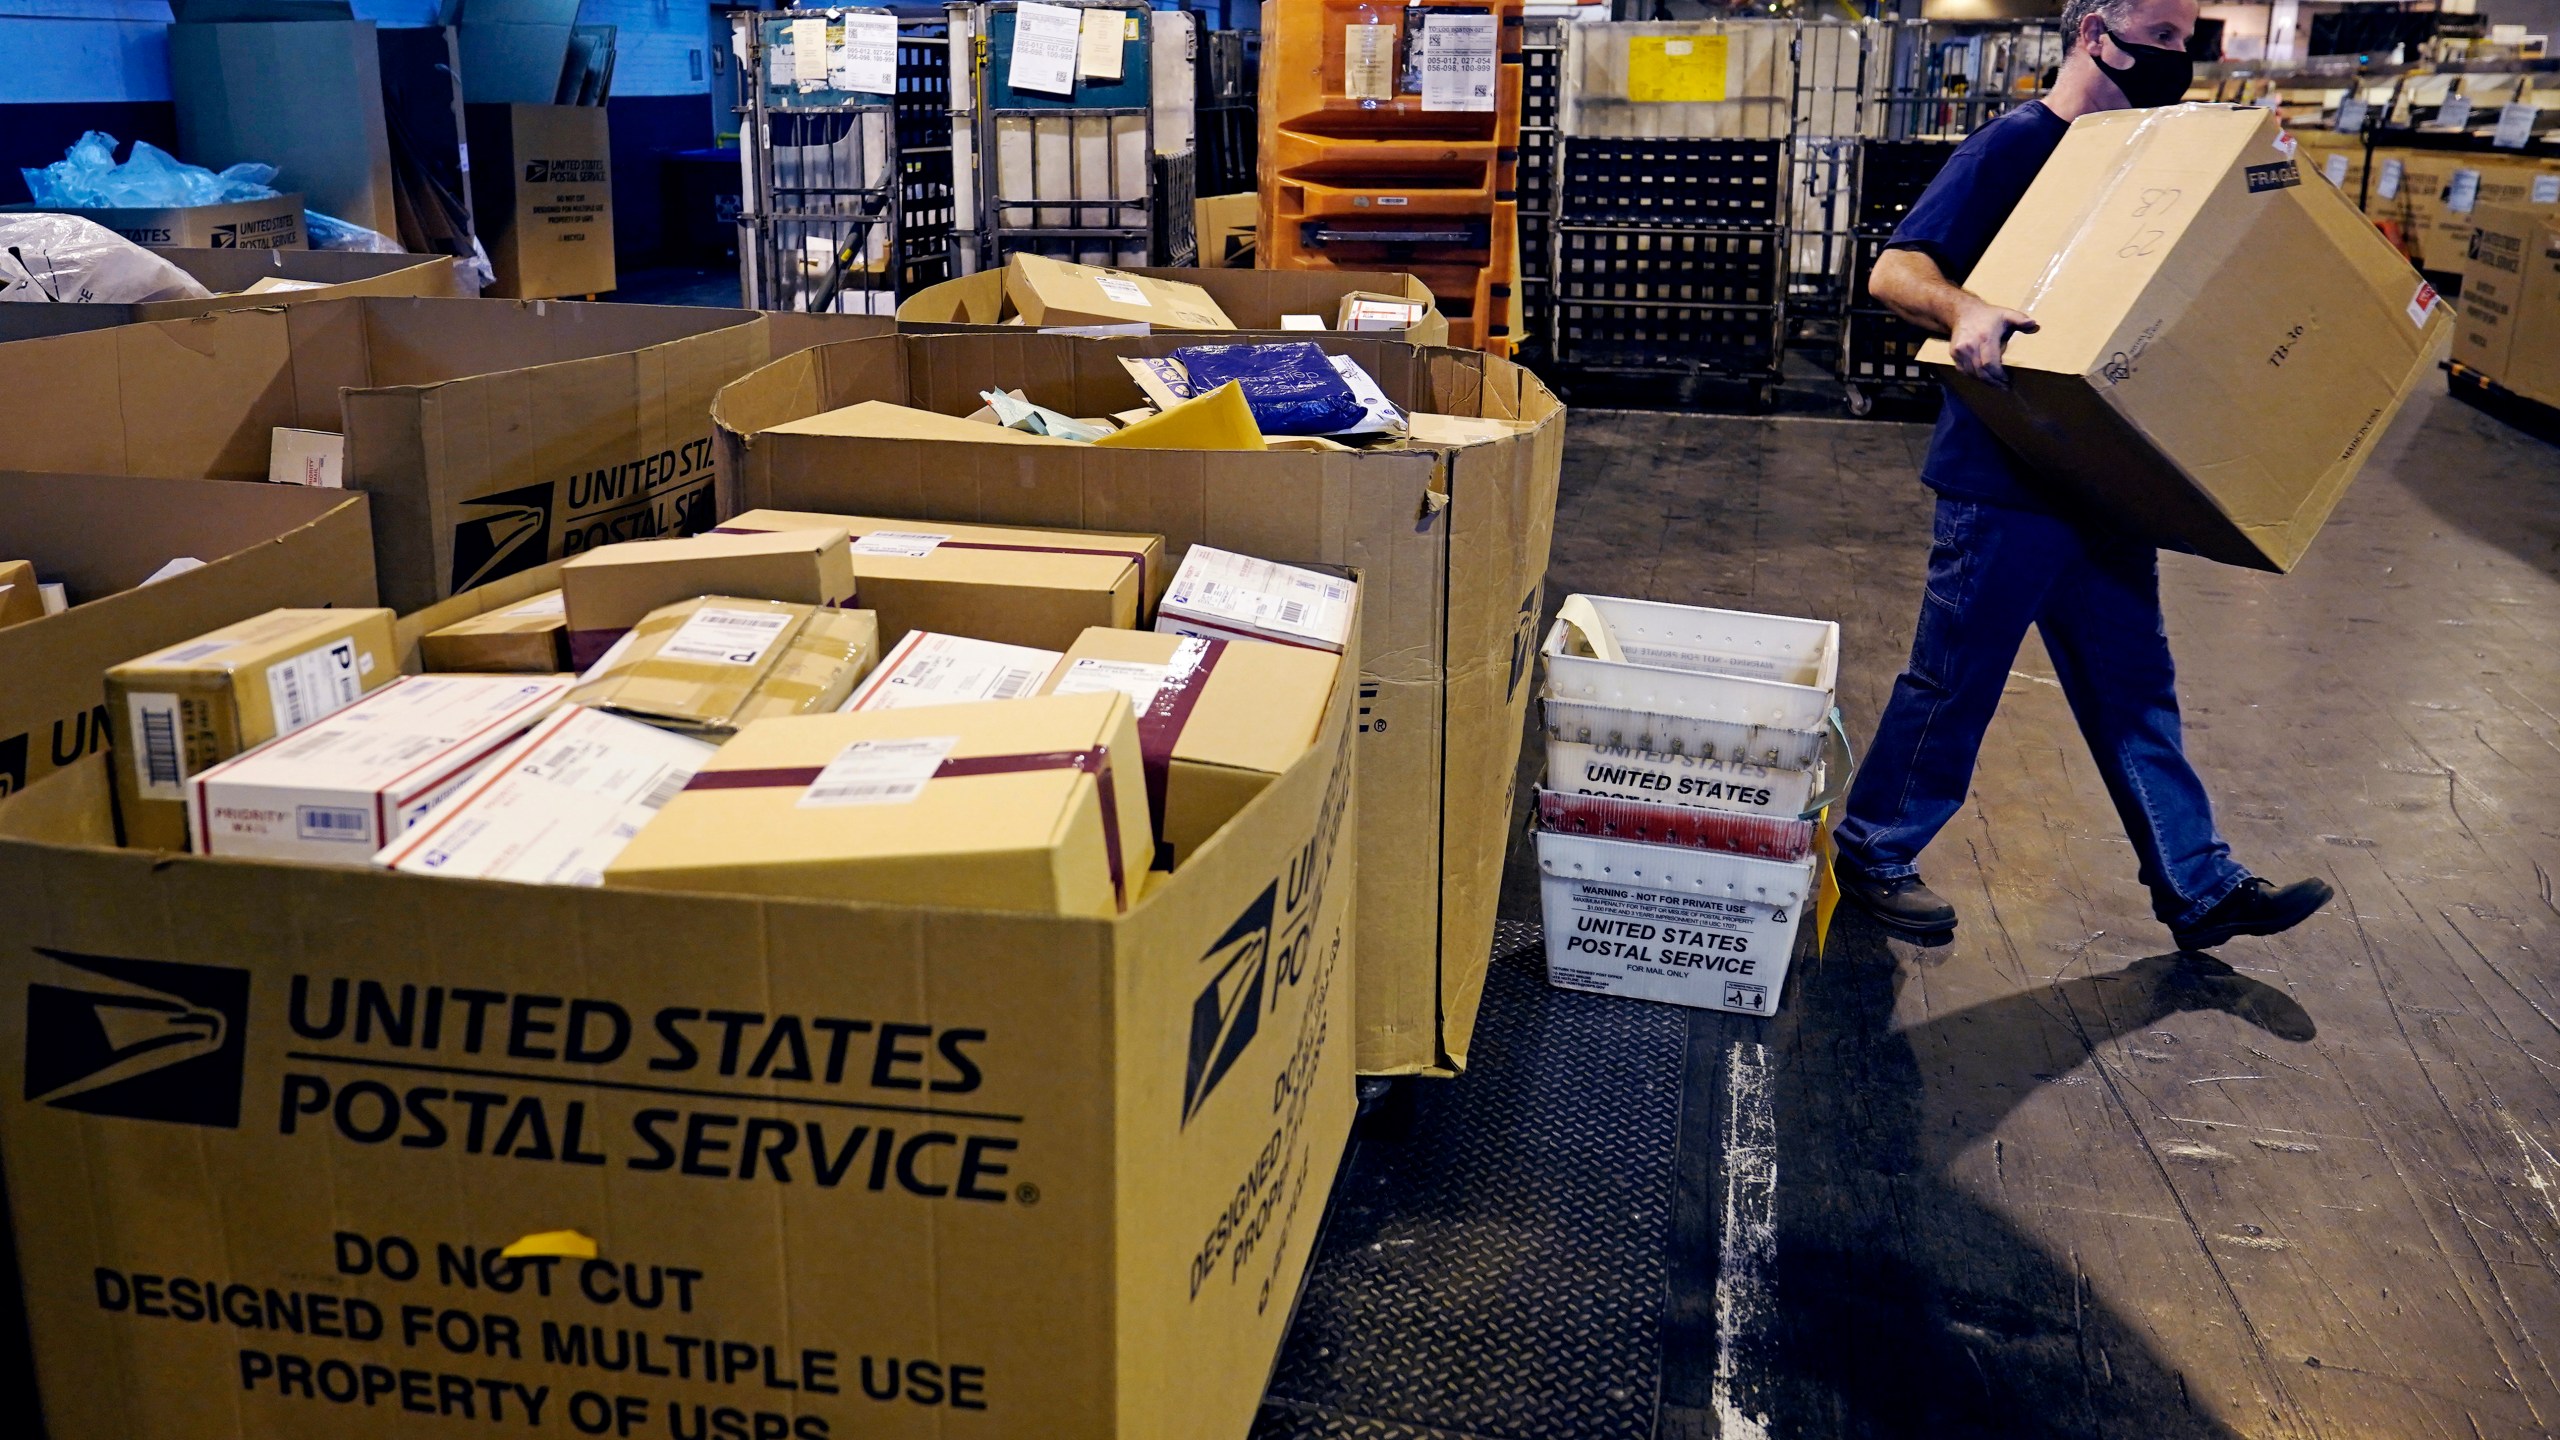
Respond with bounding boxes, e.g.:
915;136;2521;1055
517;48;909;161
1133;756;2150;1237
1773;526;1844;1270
2058;0;2141;45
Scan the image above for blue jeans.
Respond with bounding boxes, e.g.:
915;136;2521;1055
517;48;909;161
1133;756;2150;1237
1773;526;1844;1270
1833;497;2249;929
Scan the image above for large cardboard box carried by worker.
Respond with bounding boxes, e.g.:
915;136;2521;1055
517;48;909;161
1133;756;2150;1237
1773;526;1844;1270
714;331;1564;1075
0;296;891;613
0;594;1359;1440
1925;104;2450;573
2455;202;2560;407
0;471;376;815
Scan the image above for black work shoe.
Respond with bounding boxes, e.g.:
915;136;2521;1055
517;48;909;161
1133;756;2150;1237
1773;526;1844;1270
2171;876;2335;953
1836;861;1957;938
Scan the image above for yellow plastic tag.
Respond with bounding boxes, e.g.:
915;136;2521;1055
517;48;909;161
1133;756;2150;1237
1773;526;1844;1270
499;1229;599;1260
1628;35;1729;104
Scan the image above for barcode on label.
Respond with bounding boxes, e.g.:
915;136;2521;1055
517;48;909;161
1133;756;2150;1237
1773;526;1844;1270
296;806;371;842
1279;600;1307;625
638;769;691;811
989;667;1040;700
660;607;794;667
267;639;364;736
141;709;180;787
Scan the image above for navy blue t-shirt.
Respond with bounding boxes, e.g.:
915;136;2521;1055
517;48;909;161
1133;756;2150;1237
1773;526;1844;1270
1886;101;2071;511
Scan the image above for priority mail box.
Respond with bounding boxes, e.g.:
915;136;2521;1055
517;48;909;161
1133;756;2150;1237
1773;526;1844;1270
899;265;1448;344
2457;204;2560;407
419;590;569;673
558;527;859;668
1001;253;1235;330
0;192;307;251
188;673;570;862
0;473;375;818
1156;546;1356;653
374;703;718;885
104;607;399;852
609;690;1152;917
721;508;1164;650
1043;627;1338;869
0;297;888;613
1926;105;2450;573
568;597;880;735
714;330;1565;1074
0;602;1354;1439
467;103;617;299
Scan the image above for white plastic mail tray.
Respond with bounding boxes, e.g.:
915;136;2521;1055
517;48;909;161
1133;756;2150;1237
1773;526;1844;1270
1542;594;1838;733
1536;828;1815;1017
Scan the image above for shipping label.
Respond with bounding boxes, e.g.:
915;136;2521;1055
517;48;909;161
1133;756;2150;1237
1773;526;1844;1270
1547;879;1789;1015
266;639;367;736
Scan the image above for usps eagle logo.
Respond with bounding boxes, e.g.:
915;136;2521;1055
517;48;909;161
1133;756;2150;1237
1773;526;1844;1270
24;950;250;1128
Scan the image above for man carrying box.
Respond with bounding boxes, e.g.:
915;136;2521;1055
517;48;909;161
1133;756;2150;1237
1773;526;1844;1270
1835;0;2334;951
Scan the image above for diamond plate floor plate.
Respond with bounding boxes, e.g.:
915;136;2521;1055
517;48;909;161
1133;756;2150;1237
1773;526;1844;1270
1252;920;1688;1440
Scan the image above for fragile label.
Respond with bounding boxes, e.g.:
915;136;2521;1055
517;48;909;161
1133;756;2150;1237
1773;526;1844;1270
850;530;949;558
1418;12;1497;113
2377;157;2404;199
831;12;898;93
1093;275;1150;306
2244;160;2301;194
1007;1;1082;97
1344;23;1395;100
126;692;184;801
658;607;793;667
2411;280;2440;327
2498;103;2540;149
266;639;365;736
800;735;957;808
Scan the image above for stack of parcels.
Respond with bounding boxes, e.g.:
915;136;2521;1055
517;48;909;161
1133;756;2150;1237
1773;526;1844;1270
1533;595;1844;1018
762;336;1532;455
102;519;1349;920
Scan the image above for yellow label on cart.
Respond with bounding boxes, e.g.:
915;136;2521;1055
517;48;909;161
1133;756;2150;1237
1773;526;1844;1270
1628;34;1729;104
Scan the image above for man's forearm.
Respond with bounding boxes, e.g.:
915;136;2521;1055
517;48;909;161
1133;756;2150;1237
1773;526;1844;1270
1869;251;1971;338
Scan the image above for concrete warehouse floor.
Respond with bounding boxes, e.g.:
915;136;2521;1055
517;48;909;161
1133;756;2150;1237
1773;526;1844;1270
1257;382;2560;1439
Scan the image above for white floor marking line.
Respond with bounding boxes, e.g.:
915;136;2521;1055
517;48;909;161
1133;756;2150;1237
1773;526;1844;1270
1715;1038;1778;1440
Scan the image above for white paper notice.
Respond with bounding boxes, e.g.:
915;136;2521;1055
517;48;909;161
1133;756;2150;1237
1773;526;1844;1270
850;530;949;558
1420;13;1497;113
1077;8;1126;81
2376;157;2404;200
2440;95;2474;130
1345;23;1395;101
2323;154;2349;187
1093;274;1150;306
2536;174;2560;205
832;13;898;94
2496;102;2539;149
2335;97;2368;133
790;16;829;86
506;593;567;619
658;607;794;667
800;735;959;808
1009;2;1083;98
2449;168;2482;214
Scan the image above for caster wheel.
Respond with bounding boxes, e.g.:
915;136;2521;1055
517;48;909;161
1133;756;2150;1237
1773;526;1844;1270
1845;384;1874;418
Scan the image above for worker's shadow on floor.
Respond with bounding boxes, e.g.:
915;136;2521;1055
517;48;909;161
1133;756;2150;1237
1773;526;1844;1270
1739;914;2317;1440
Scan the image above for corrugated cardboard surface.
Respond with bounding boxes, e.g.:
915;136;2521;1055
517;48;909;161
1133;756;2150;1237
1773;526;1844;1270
171;19;399;237
2457;203;2560;406
2366;145;2560;270
0;472;375;805
897;266;1447;344
0;251;467;343
1929;105;2447;573
713;332;1564;1074
0;618;1355;1439
0;298;888;613
467;103;617;300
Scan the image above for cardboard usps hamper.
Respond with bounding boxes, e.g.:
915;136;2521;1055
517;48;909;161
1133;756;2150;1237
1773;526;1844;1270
0;297;891;614
0;615;1359;1440
0;471;377;807
0;249;472;343
713;333;1561;1075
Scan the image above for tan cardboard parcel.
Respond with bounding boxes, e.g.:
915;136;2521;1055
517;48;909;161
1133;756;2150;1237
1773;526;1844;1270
0;296;892;613
0;471;376;814
713;330;1564;1075
0;588;1357;1440
2456;203;2560;408
1924;104;2450;572
898;264;1449;344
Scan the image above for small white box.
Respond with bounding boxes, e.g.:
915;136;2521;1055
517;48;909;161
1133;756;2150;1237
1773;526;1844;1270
375;705;718;886
842;631;1063;710
1154;546;1355;654
1536;828;1814;1017
268;428;346;489
190;675;571;863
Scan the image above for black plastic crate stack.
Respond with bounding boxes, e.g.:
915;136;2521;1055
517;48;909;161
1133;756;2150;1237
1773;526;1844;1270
1551;137;1788;384
1839;139;1953;402
1514;19;1563;360
1197;28;1258;202
895;23;956;295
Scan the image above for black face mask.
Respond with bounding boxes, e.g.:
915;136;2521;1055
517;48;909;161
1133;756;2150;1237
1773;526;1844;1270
2099;28;2195;109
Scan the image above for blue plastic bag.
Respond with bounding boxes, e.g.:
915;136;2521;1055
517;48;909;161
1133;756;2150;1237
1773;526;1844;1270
20;132;279;210
1169;342;1368;437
